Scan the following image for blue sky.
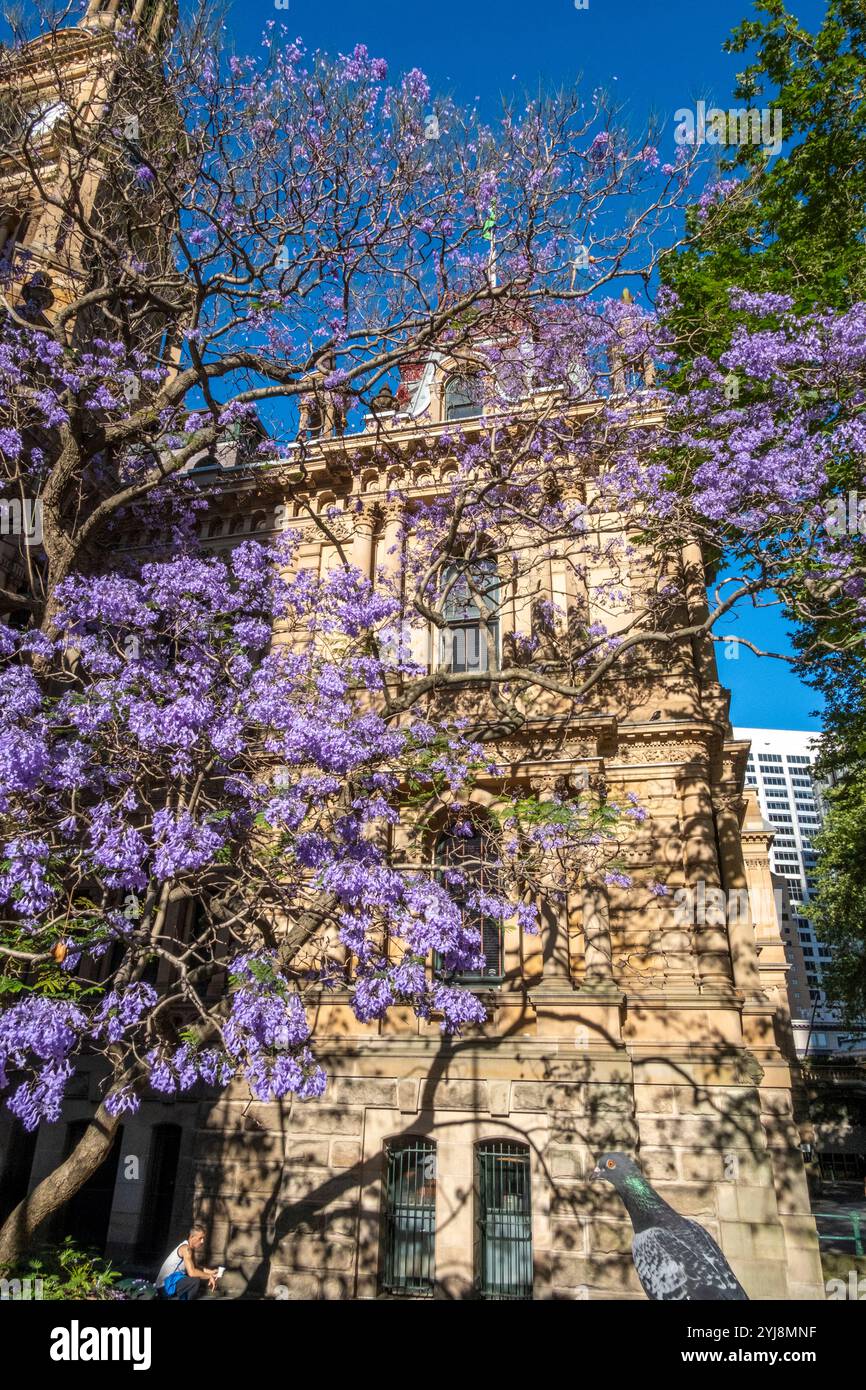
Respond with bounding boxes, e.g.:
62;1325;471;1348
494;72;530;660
4;1;822;728
230;0;827;132
225;0;827;730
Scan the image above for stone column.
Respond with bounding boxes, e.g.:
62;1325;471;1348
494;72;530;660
681;540;718;689
377;501;403;589
350;506;374;581
512;526;535;641
584;481;632;637
715;789;763;1000
579;880;615;989
381;501;403;574
527;776;573;994
676;762;732;989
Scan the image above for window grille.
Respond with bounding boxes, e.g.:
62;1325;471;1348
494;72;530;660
818;1151;866;1182
476;1142;533;1299
381;1140;437;1295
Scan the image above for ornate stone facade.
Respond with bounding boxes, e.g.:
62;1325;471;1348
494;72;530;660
0;4;825;1301
110;396;822;1300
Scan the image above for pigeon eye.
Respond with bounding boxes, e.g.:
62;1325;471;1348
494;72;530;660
606;1159;616;1169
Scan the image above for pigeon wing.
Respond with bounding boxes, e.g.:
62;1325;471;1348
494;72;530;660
633;1222;748;1301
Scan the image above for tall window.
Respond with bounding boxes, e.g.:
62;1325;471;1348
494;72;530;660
136;1124;182;1262
381;1139;437;1296
476;1141;533;1299
444;373;482;421
0;1119;38;1227
440;563;500;673
56;1120;124;1256
435;824;503;982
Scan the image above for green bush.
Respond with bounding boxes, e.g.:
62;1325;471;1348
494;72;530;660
1;1237;129;1300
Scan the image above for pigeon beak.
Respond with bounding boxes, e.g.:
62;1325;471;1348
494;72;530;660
590;1165;603;1181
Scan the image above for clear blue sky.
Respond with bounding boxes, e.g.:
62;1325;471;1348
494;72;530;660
228;0;827;137
225;0;827;730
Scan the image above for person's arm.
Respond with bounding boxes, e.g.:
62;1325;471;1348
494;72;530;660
179;1243;219;1288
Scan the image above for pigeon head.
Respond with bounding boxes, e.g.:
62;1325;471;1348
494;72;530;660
591;1152;644;1190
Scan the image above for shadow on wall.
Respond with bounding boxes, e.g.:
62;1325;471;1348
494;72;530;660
186;999;815;1300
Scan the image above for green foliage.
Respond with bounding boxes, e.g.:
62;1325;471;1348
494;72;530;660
661;0;866;375
810;771;866;1029
1;1238;128;1300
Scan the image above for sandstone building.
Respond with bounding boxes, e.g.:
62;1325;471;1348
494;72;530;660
0;3;827;1301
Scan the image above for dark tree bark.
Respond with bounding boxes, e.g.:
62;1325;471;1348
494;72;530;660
0;1103;122;1268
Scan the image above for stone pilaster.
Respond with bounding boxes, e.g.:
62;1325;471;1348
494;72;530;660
676;763;733;991
350;506;375;581
715;788;763;1001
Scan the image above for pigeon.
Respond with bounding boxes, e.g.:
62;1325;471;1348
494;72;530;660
591;1151;748;1300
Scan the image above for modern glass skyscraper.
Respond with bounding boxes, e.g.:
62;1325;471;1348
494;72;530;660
734;726;858;1056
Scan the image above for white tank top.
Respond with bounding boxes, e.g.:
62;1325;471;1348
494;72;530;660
155;1243;186;1288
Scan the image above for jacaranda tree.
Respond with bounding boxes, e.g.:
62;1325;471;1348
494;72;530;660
0;3;864;1266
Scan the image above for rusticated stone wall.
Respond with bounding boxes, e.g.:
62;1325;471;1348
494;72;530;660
188;1033;825;1300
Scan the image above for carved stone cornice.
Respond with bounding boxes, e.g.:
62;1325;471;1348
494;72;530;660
613;721;720;769
612;738;711;767
325;518;355;544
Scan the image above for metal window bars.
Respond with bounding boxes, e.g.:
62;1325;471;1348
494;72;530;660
476;1141;533;1299
381;1139;437;1296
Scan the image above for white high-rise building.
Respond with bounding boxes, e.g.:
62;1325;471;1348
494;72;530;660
733;727;857;1056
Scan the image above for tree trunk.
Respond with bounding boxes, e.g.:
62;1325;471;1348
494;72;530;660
0;1103;122;1269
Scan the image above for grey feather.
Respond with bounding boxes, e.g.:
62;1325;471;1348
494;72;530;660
633;1222;748;1301
591;1151;749;1301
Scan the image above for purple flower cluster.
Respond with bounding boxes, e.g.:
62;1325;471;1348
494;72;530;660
92;983;159;1043
0;999;86;1129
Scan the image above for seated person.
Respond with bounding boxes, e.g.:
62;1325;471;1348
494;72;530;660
155;1223;220;1300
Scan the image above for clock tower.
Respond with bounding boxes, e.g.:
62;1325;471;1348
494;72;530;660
0;0;177;326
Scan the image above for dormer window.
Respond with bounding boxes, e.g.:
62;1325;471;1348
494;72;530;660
444;373;482;422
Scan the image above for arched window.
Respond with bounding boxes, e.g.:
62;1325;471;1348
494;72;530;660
435;821;503;982
439;561;500;674
476;1141;533;1299
381;1138;436;1296
444;372;482;422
